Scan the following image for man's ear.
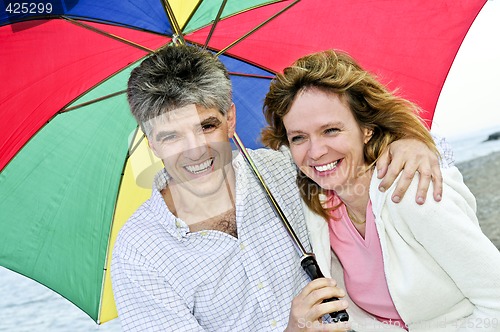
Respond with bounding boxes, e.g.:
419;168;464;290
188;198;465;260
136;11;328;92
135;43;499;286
227;103;236;138
147;136;161;158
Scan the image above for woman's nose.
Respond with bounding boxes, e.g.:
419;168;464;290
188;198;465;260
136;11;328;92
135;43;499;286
307;137;328;161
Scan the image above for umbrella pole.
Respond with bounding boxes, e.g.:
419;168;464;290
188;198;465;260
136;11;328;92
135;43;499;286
232;133;350;323
162;2;350;325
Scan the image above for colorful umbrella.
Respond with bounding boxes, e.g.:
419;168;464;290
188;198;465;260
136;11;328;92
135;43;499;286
0;0;486;325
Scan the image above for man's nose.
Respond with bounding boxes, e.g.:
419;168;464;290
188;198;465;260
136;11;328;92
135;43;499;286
184;133;208;160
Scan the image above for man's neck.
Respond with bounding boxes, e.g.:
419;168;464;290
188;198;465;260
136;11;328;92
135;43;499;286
161;165;238;236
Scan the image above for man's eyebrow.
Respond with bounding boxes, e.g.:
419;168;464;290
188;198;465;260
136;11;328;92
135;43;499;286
153;116;222;140
200;116;222;126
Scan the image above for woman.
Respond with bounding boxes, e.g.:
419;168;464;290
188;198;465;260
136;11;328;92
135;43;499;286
262;50;500;331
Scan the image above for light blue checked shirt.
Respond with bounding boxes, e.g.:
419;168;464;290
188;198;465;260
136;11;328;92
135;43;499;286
111;147;313;331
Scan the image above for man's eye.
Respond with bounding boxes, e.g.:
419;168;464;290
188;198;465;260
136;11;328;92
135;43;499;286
202;124;217;132
200;117;222;133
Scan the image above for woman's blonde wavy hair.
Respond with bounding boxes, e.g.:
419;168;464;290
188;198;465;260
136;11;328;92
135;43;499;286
261;50;438;219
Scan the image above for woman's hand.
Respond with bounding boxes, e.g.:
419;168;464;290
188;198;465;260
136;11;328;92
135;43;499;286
376;138;443;205
285;278;351;332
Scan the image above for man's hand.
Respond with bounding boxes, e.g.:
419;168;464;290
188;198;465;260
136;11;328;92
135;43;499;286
376;138;443;205
285;278;351;332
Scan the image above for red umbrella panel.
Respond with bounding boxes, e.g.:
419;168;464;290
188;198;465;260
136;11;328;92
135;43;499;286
183;0;486;125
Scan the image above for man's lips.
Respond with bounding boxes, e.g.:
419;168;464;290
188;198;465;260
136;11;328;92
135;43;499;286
184;158;214;175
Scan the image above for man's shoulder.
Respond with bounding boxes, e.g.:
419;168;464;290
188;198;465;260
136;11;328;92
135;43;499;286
114;197;170;250
249;145;291;158
124;200;155;228
247;146;295;171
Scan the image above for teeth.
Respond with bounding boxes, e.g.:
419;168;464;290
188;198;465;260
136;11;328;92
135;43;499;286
314;160;338;172
185;158;213;174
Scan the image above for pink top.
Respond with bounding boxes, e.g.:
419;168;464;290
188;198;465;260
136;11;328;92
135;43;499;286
326;194;406;329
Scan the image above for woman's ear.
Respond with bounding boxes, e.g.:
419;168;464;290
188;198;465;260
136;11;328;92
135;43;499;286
363;127;373;144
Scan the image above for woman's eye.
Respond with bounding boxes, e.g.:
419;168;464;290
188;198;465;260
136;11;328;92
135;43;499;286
290;135;305;144
325;128;340;135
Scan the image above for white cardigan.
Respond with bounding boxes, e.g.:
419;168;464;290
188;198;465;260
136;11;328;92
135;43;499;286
304;166;500;332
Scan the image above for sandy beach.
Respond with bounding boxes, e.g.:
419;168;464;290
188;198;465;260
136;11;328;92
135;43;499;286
456;151;500;249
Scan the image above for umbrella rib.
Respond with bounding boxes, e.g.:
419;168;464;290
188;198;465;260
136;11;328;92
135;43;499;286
98;125;142;324
232;133;307;256
161;0;186;45
128;130;147;158
164;5;292;236
182;0;285;35
215;0;300;57
203;0;229;49
62;90;126;112
154;4;289;253
229;72;274;79
63;16;155;53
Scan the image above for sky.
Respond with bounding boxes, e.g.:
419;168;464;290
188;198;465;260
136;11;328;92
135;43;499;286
432;0;500;140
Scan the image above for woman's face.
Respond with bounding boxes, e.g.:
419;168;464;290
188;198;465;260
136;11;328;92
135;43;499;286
283;89;372;193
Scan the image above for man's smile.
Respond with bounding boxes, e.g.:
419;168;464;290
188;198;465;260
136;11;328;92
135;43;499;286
184;157;214;175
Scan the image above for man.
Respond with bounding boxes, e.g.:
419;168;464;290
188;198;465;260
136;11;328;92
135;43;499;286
111;45;447;331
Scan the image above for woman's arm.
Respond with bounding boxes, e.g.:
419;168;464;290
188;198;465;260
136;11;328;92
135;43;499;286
379;167;500;328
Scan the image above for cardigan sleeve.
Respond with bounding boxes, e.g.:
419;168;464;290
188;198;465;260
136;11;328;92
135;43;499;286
376;166;500;328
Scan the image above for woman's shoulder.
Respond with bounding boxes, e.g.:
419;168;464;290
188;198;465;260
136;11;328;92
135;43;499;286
369;166;476;218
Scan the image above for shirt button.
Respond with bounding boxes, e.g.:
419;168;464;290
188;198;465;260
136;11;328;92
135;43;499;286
270;319;277;327
200;231;208;236
239;243;246;250
175;221;182;228
257;282;264;290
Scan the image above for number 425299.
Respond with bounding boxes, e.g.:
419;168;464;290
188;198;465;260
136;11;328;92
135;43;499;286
5;2;53;14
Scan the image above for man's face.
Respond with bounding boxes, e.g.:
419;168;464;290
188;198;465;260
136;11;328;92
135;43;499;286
148;104;236;198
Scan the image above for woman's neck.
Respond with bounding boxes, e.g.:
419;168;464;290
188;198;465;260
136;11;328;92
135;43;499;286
336;167;373;219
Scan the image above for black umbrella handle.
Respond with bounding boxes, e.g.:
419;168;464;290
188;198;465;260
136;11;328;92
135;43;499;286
300;254;350;323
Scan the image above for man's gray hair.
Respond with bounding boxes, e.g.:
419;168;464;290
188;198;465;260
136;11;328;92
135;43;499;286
127;45;233;137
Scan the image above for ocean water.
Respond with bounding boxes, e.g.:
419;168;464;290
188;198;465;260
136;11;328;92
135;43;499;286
445;125;500;164
2;126;500;332
0;266;122;331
